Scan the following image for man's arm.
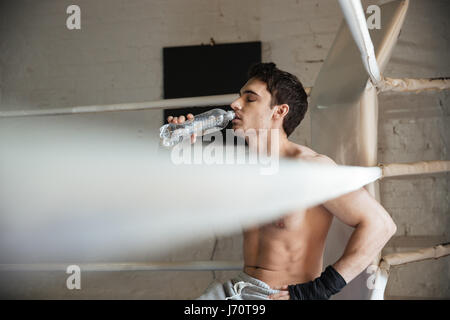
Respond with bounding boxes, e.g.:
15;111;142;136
317;155;397;283
269;155;397;300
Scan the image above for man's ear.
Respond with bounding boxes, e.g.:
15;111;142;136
273;104;289;119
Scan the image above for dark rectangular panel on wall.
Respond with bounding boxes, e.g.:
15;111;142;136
163;41;261;143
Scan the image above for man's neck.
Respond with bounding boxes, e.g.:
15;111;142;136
245;128;291;157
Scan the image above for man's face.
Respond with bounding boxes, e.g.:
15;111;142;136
230;78;276;133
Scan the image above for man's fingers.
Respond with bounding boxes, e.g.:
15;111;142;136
269;285;290;300
272;285;289;290
168;114;193;124
269;291;290;300
167;114;196;143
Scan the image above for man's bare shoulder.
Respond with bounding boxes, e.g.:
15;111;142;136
289;144;336;165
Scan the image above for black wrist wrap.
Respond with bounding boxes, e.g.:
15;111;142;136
288;265;347;300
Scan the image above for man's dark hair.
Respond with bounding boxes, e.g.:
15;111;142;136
247;62;308;137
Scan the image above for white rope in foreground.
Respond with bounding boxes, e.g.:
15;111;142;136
379;77;450;93
379;160;450;178
0;261;243;272
0;123;380;263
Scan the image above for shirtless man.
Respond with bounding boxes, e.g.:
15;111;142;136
167;63;397;300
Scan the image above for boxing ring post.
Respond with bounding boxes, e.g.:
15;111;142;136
338;0;382;85
313;0;449;299
310;0;410;300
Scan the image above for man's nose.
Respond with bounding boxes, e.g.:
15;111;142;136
230;99;242;111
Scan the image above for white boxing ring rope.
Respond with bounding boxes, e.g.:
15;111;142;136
380;161;450;178
382;243;450;267
370;243;450;300
2;76;449;119
379;77;450;93
4;237;447;274
0;160;447;273
3;76;450;118
0;94;239;118
0;261;244;272
0;88;310;118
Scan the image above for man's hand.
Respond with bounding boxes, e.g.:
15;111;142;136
269;285;290;300
166;113;197;143
268;265;346;300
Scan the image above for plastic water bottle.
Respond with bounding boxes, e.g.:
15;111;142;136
160;108;235;147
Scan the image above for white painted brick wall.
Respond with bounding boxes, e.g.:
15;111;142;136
376;0;450;299
0;0;448;299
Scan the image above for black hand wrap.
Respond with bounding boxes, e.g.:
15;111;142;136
288;265;347;300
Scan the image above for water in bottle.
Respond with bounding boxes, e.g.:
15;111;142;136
160;108;235;147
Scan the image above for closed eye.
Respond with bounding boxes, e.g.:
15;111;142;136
240;89;260;103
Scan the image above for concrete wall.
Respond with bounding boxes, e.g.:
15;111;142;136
0;0;448;299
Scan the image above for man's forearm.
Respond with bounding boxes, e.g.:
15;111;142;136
284;218;395;300
332;219;396;283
